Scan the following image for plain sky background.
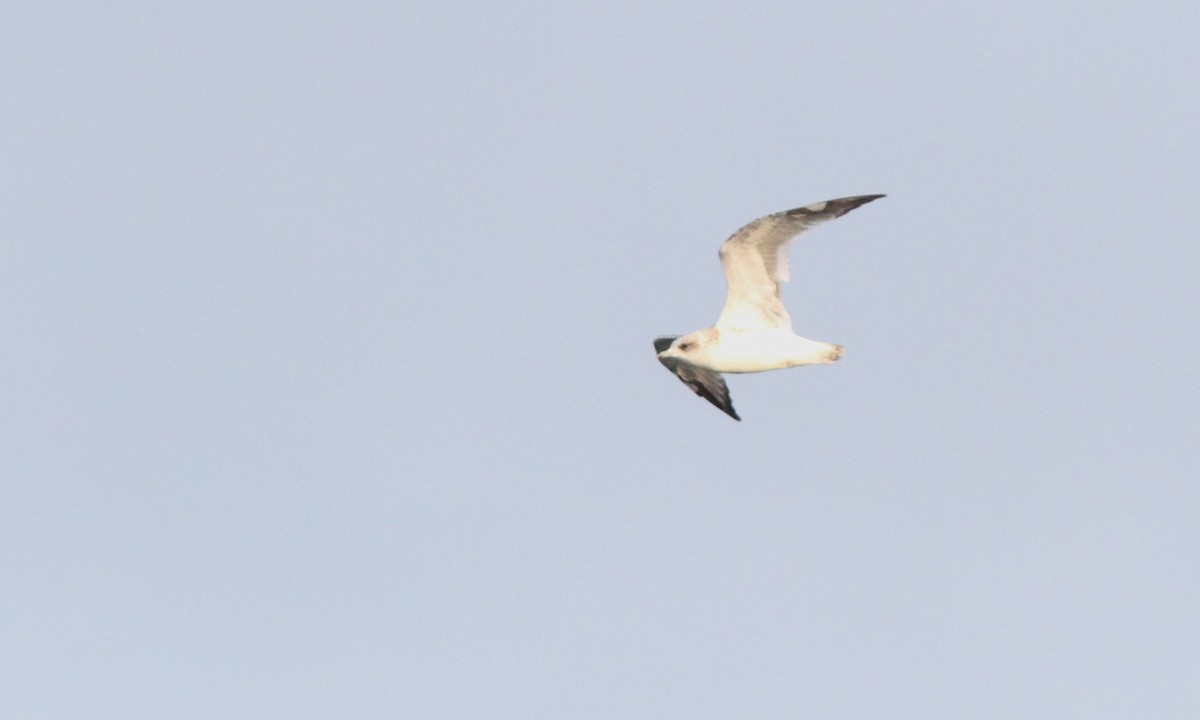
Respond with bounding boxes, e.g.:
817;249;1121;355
4;2;1199;718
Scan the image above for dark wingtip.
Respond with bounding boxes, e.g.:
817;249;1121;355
788;193;886;220
843;194;886;212
824;193;885;216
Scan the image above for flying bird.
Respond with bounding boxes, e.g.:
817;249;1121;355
654;194;884;420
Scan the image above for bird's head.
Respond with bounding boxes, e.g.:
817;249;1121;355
655;331;710;363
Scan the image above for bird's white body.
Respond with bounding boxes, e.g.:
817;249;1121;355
674;327;842;374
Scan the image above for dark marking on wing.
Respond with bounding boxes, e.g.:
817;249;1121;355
653;336;680;354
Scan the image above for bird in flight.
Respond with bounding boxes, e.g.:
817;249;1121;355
654;194;884;420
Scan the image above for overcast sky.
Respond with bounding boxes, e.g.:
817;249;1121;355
4;2;1199;718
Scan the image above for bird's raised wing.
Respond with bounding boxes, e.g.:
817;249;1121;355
653;336;740;421
714;194;884;331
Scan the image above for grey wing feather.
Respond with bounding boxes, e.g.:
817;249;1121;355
653;339;740;421
715;194;885;331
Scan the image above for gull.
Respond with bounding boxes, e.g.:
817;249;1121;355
654;194;884;420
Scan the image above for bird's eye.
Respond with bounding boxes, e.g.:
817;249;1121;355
678;342;693;351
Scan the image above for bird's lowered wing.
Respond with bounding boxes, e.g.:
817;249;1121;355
653;336;740;421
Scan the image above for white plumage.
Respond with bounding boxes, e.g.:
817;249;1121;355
654;194;884;420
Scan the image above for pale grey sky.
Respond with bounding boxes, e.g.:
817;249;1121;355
4;2;1199;718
